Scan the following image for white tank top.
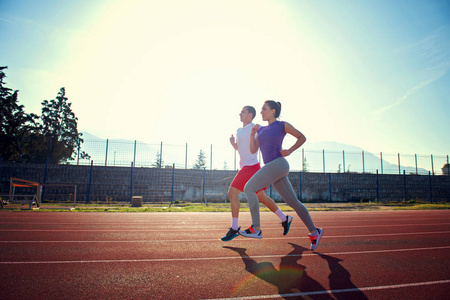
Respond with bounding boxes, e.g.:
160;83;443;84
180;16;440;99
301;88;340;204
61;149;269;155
236;123;259;168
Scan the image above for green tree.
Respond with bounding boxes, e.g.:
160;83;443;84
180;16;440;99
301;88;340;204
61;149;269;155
302;156;310;172
0;66;38;161
38;87;89;163
152;151;163;168
193;149;207;169
0;67;89;163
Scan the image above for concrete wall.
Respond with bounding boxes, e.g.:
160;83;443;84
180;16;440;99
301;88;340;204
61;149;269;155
1;163;448;203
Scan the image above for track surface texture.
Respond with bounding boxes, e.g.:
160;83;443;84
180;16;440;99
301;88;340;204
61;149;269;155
0;210;449;299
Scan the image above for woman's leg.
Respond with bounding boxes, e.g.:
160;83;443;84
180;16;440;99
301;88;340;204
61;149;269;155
260;157;316;232
273;176;316;232
244;158;289;228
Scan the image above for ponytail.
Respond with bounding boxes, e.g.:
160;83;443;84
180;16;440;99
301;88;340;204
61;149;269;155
265;100;282;118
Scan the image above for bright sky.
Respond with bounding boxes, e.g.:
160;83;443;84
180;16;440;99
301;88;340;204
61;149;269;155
1;0;449;157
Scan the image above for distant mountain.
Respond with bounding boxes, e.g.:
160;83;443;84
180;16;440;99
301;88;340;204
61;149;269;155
80;132;155;145
301;141;429;174
303;141;366;152
81;132;101;140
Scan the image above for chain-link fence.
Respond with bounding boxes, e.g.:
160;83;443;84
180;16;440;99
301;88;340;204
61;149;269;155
71;138;449;175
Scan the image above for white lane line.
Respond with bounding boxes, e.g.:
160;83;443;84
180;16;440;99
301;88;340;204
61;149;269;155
1;230;449;243
204;279;450;300
1;222;450;232
0;216;448;225
0;246;449;264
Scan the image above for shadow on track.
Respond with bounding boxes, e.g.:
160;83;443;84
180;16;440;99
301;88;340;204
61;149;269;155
317;253;368;300
224;243;367;300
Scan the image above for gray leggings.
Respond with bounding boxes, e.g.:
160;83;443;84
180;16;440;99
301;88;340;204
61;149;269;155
244;157;316;232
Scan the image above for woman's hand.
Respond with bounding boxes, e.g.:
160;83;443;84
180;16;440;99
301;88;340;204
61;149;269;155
280;149;291;157
249;124;260;154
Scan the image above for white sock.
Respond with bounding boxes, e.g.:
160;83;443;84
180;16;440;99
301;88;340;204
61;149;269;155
231;217;239;230
274;209;287;222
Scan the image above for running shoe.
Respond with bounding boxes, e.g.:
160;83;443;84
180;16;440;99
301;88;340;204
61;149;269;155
239;225;263;239
282;215;293;235
309;228;323;251
221;227;240;242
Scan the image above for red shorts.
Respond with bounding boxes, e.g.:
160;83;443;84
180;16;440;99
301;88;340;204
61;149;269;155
230;163;267;193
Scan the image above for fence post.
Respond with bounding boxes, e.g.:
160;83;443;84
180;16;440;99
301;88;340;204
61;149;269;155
171;163;175;205
47;136;53;163
447;155;449;175
160;142;163;169
380;152;384;174
415;154;418;174
41;137;53;201
77;140;80;165
105;139;109;166
302;148;305;171
133;140;137;167
343;150;346;173
362;151;365;173
429;171;432;203
202;168;207;204
130;162;133;204
42;158;49;201
431;154;434;175
87;160;93;204
403;170;407;202
328;173;332;202
376;169;380;202
322;149;325;173
398;153;401;175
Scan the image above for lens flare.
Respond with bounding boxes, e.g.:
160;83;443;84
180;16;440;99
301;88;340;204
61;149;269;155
231;264;306;295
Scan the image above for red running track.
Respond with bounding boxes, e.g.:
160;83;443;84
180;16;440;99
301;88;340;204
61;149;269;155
0;210;449;299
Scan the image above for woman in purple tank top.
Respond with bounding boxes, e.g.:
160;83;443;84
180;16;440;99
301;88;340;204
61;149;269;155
238;100;324;251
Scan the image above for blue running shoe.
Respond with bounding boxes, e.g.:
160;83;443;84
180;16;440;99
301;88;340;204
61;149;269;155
221;227;240;241
282;215;293;235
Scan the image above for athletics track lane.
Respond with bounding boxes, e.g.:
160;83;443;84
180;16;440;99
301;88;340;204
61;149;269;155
0;210;449;299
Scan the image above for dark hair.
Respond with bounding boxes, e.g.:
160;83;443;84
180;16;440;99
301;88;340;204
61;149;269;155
264;100;282;118
244;106;256;120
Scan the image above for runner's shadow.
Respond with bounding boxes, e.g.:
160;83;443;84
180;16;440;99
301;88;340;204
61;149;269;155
318;253;368;300
224;243;334;299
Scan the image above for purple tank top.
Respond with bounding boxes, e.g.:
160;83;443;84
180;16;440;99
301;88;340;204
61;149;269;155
257;121;286;164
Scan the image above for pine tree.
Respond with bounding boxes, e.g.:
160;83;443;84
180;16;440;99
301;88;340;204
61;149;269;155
0;66;38;161
302;156;310;172
193;149;207;169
